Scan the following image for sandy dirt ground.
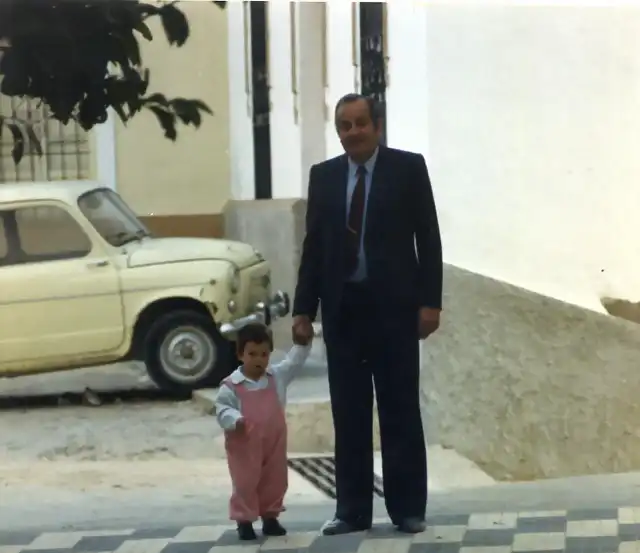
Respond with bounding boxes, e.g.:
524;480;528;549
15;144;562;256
0;396;333;532
0;354;336;533
0;400;224;463
0;357;495;533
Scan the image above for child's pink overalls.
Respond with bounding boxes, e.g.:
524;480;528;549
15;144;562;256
224;373;288;522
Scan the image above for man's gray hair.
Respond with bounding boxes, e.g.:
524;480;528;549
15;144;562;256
334;93;382;128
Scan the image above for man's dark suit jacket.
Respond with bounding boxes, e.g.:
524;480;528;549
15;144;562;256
293;145;443;324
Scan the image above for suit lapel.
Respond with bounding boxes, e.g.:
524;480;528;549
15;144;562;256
334;154;349;226
367;145;389;221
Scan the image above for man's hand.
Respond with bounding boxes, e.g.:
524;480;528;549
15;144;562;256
419;307;440;339
292;315;314;345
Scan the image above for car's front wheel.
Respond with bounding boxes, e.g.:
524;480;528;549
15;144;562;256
143;310;233;393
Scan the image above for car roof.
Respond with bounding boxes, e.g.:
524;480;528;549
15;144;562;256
0;181;101;205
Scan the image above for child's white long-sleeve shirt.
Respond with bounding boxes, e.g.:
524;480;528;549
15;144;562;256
214;344;312;431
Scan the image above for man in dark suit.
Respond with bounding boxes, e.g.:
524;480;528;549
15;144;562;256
292;93;443;535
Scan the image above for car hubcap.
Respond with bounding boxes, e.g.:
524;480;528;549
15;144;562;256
159;326;216;384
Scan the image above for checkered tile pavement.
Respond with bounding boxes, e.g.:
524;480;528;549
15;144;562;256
3;508;640;552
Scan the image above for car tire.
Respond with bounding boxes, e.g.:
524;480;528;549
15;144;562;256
143;310;234;393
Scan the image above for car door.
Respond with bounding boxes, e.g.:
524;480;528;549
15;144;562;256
0;202;125;370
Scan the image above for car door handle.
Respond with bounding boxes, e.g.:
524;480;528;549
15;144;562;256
87;260;109;269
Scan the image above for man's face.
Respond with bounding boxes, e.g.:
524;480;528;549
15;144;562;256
336;99;381;161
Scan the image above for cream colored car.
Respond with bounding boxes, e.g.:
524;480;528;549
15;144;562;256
0;182;289;392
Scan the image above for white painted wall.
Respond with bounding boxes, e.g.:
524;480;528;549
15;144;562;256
268;2;302;198
227;1;255;201
268;2;327;199
297;2;328;193
425;5;640;311
230;3;640;312
228;2;327;200
385;4;429;157
95;115;116;190
325;0;356;159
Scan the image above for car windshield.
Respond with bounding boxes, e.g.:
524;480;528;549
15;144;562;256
78;188;151;247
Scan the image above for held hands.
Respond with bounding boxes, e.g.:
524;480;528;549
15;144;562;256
419;307;441;340
292;315;314;346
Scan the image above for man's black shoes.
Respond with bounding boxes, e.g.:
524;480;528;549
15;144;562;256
318;516;428;537
396;517;427;534
321;518;372;536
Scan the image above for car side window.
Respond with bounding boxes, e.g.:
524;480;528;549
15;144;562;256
14;205;92;264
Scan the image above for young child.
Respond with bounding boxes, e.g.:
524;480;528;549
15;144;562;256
215;322;312;541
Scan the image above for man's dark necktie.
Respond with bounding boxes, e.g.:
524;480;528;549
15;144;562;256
345;165;366;276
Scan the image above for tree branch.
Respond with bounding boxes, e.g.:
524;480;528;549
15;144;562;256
0;0;227;164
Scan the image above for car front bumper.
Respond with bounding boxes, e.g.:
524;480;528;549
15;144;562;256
219;290;291;337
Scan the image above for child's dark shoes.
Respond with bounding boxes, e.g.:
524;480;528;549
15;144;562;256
262;518;287;536
237;522;257;541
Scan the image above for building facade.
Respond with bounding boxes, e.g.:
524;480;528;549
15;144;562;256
0;1;230;239
228;1;640;318
4;1;640;319
228;2;640;480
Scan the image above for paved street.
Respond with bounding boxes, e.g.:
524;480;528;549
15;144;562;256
4;358;640;552
2;508;640;552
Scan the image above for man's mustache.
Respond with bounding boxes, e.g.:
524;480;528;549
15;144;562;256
344;137;364;145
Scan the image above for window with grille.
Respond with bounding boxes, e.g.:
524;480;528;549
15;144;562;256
0;95;91;184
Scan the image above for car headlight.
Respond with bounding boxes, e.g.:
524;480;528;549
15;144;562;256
229;267;240;294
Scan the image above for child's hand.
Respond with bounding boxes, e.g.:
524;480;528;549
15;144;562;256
234;418;248;434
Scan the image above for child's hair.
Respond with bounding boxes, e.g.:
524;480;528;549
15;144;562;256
236;323;274;354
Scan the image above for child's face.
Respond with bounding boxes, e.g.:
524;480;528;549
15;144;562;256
239;340;271;379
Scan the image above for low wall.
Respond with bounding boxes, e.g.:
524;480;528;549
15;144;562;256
224;198;306;350
422;264;640;481
223;198;640;481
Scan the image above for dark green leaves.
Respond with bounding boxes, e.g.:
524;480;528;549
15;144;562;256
142;94;213;141
7;123;24;164
158;3;190;47
0;0;226;164
0;116;43;164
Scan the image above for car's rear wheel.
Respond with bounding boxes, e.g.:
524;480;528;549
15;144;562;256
143;310;234;393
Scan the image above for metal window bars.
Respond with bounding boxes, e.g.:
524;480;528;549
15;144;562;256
0;95;91;184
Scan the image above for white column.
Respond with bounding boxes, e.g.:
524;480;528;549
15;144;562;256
385;3;430;157
297;2;327;195
95;113;117;190
268;2;326;199
267;2;302;199
325;0;357;159
227;1;256;201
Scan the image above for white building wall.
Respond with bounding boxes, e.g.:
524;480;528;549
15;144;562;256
227;1;255;201
325;0;356;159
268;2;326;199
385;4;429;157
227;3;640;313
425;5;640;311
95;115;117;190
229;2;327;200
268;2;302;199
297;2;328;193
